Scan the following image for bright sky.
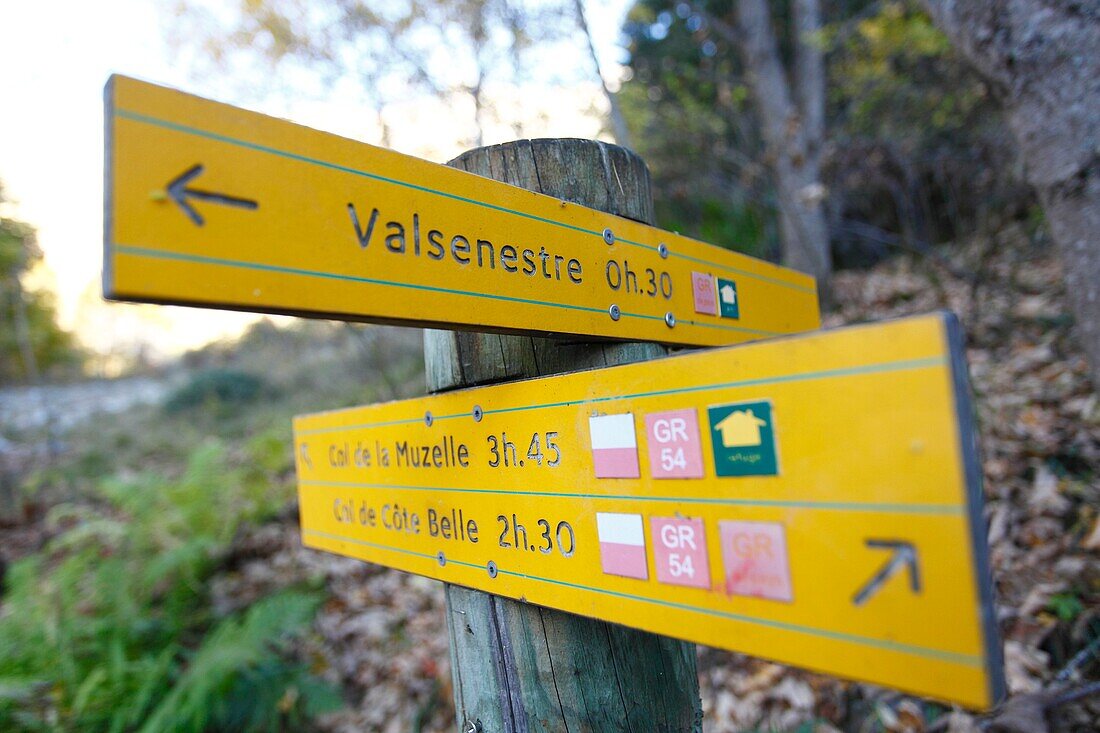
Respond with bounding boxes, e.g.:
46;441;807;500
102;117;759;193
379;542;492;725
0;0;632;360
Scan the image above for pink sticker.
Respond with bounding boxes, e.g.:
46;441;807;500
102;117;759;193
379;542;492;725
645;409;704;479
719;521;793;602
651;517;710;588
692;272;718;315
589;413;640;479
597;512;648;579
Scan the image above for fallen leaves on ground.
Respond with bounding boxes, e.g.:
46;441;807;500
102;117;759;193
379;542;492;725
216;231;1099;732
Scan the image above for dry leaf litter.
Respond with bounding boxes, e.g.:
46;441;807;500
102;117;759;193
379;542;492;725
212;230;1099;732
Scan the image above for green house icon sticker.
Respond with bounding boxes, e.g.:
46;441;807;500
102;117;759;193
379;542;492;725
717;278;740;319
708;400;778;477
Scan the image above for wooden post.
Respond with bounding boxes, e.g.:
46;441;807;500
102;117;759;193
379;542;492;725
424;139;702;732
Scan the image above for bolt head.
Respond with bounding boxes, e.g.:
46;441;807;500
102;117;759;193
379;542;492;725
664;312;676;328
658;242;669;258
602;227;615;245
425;411;433;427
472;405;483;422
608;304;621;321
487;561;498;578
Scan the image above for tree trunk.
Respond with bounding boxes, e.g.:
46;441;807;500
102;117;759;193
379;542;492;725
733;0;832;293
425;138;702;733
773;156;831;290
918;0;1100;389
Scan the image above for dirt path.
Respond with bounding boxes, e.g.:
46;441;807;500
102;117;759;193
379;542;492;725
0;374;180;542
0;376;175;435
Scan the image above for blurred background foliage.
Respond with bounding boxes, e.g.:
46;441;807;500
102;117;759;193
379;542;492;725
0;183;85;384
0;321;424;730
0;0;1046;392
2;0;1096;730
619;0;1030;266
0;444;339;731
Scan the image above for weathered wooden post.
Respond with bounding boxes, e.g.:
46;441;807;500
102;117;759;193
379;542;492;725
425;139;703;732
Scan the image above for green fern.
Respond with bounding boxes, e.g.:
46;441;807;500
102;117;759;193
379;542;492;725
139;592;326;733
0;443;340;732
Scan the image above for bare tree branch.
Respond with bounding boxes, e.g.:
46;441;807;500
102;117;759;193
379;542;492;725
573;0;633;149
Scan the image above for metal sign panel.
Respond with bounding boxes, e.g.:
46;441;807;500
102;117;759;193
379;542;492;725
104;75;819;346
292;313;1004;709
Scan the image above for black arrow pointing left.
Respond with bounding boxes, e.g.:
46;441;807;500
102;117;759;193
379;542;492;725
167;164;258;226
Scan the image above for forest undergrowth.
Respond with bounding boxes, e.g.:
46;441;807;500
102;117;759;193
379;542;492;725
194;227;1100;733
1;230;1097;732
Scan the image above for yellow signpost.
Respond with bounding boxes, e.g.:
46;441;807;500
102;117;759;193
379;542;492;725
104;74;1004;714
293;313;1004;709
103;75;819;346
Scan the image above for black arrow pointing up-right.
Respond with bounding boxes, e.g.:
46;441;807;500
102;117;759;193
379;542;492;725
852;539;921;606
167;164;258;226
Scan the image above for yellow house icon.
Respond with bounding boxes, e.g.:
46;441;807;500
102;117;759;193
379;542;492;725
714;409;767;447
